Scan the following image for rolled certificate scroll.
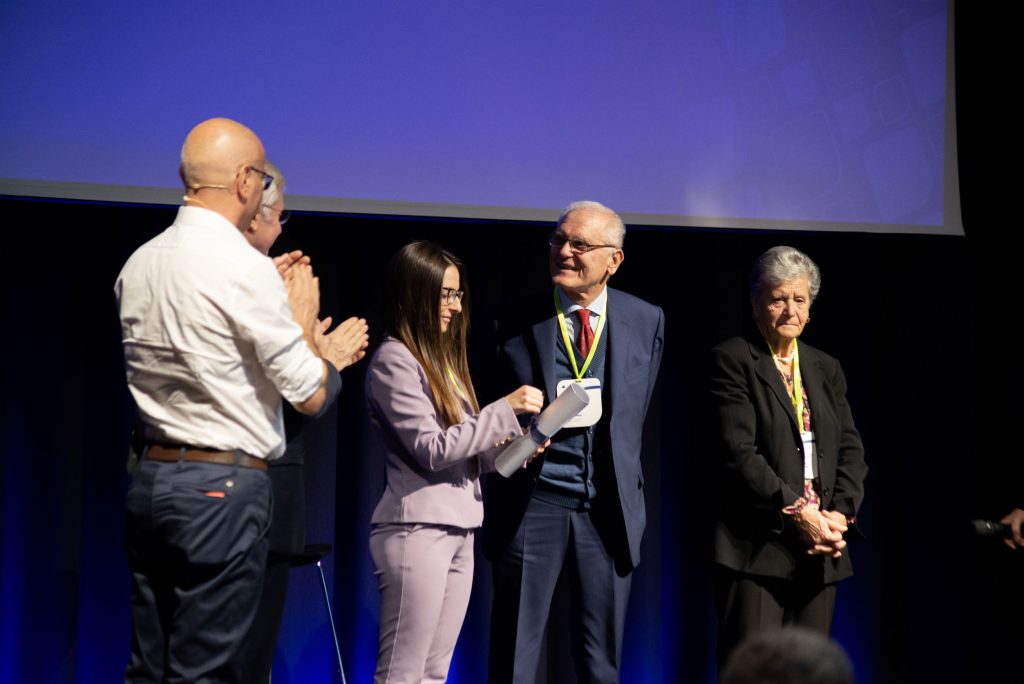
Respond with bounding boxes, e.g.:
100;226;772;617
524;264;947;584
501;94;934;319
494;382;590;477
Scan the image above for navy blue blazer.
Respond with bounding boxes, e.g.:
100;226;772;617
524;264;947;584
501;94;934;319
482;287;664;569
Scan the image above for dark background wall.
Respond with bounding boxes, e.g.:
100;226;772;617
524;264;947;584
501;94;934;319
1;4;1019;683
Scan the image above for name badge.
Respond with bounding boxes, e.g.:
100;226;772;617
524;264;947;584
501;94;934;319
556;378;602;428
801;432;817;479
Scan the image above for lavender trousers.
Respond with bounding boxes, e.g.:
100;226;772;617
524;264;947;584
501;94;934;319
369;523;475;684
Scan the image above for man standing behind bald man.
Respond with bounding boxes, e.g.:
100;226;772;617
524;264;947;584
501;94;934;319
115;118;368;683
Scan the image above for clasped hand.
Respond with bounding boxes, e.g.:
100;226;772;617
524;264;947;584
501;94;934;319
793;505;848;558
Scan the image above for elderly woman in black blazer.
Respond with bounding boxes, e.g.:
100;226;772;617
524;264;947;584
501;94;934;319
711;246;868;665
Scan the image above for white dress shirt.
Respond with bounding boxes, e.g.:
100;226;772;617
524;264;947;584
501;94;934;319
115;206;324;459
558;285;607;340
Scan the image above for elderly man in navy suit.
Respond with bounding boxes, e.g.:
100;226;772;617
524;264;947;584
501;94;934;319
483;200;665;683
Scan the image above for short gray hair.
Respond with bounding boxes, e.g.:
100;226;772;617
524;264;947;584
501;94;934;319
749;246;821;301
260;160;285;218
557;200;626;248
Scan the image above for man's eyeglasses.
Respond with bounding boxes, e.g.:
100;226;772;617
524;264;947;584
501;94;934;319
441;288;465;305
548;233;619;254
261;204;290;225
247;165;275;191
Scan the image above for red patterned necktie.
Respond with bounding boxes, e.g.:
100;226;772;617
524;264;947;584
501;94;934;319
576;309;594;357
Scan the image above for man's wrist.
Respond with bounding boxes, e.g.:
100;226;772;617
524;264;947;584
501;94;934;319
304;330;324;358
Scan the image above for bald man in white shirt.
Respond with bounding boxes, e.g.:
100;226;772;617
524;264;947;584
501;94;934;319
116;118;367;684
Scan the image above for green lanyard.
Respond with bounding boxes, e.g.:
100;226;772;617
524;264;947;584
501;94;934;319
554;287;608;380
772;339;807;434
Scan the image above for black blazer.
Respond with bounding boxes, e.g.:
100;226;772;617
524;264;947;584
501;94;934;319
710;335;867;583
481;288;664;569
267;365;343;555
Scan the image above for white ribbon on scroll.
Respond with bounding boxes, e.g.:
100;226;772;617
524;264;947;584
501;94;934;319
494;382;590;478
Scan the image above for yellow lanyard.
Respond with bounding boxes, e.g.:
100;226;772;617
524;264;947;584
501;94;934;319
446;366;468;402
772;340;806;434
554;287;608;380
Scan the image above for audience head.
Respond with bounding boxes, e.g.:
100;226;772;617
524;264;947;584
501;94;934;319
720;627;854;684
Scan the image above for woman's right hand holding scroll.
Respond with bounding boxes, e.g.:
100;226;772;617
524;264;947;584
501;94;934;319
504;385;544;416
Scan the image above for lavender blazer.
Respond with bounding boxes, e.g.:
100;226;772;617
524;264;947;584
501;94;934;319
367;337;522;529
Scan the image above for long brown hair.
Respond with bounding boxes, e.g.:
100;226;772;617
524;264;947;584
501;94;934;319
383;241;480;427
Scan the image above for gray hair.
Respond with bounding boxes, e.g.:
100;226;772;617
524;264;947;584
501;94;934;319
260;160;285;218
749;245;821;302
557;200;626;248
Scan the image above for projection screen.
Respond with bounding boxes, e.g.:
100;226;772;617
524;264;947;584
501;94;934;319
0;0;960;235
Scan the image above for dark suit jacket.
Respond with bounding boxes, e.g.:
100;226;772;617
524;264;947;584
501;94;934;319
267;409;310;555
710;335;867;583
482;287;664;569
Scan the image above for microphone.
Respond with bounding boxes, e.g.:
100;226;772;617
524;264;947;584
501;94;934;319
971;519;1015;537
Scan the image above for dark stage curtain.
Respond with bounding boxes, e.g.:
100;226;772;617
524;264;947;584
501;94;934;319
3;194;1013;683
